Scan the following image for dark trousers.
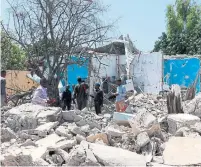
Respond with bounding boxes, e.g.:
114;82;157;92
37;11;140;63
77;99;87;110
95;102;101;115
62;101;71;111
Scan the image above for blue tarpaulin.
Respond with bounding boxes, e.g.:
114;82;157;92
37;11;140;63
164;57;200;93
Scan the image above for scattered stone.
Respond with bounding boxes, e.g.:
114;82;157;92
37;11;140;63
167;114;200;134
136;132;150;148
80;125;90;133
1;155;35;166
89;142;146;166
68;124;86;136
191;122;201;134
1;127;17;143
76;119;87;126
55;126;73;139
36;134;65;148
62;110;77;121
106;126;125;137
55;139;77;149
163;137;201;166
34;121;59;137
86;133;109;145
76;134;86;143
113;112;134;126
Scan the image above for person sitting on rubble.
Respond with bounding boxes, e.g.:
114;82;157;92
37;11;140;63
90;83;103;115
62;85;72;111
113;78;127;112
32;77;49;106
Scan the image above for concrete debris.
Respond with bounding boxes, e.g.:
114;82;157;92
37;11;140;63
163;137;201;166
183;92;201;118
1;92;201;166
1;127;17;143
167;114;200;134
86;133;109;145
136;132;150;148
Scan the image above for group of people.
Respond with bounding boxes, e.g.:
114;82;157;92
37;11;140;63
1;69;127;114
58;77;127;114
61;77;104;115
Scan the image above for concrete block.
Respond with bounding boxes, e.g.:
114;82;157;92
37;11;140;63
113;112;135;126
136;132;150;148
167;114;200;134
163;137;201;166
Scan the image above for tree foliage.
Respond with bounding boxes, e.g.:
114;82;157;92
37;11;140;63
153;0;201;55
1;31;26;70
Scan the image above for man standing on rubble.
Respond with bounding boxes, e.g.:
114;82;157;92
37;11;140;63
1;70;7;107
73;77;89;110
62;85;72;111
114;78;127;112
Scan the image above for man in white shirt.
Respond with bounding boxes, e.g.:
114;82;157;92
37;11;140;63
32;77;49;106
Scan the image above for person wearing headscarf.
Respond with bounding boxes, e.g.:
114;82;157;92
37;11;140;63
90;83;103;115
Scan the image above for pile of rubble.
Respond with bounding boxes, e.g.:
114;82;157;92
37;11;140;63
1;93;201;166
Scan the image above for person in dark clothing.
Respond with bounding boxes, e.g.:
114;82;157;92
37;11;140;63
90;83;103;115
62;85;72;111
73;77;89;110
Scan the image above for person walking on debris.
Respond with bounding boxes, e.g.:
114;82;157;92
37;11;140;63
62;85;72;111
32;77;51;106
90;83;103;115
114;78;127;112
73;77;89;110
1;70;7;107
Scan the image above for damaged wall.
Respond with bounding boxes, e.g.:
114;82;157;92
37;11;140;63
6;70;39;95
164;57;200;92
130;52;163;94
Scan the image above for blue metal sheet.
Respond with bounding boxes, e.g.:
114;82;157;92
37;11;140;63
67;56;89;91
164;58;200;93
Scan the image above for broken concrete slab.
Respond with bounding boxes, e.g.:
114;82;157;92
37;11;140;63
163;137;201;166
1;127;17;143
88;142;146;166
184;93;201;118
55;139;77;149
76;119;87;127
167;114;200;134
136;132;150;148
34;122;59;137
55;126;72;139
86;133;109;145
113;112;135;126
76;134;86;143
1;154;35;166
106;126;125;137
191;122;201;134
35;134;65;148
68;124;86;136
4;104;61;132
129;109;161;137
62;110;76;121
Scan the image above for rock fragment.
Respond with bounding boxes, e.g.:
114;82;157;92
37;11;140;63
1;127;17;143
167;114;200;134
136;132;150;148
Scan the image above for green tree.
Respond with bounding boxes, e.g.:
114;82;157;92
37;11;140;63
1;31;26;70
153;0;201;55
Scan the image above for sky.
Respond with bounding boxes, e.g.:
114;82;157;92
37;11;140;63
2;0;198;52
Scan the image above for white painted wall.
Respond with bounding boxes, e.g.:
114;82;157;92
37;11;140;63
130;52;163;94
91;54;126;78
